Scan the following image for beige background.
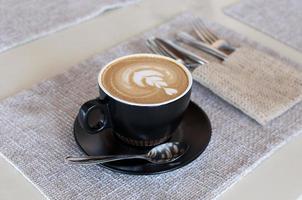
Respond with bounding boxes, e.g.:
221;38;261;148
0;0;301;199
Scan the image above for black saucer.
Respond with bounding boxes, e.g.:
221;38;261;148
74;101;212;175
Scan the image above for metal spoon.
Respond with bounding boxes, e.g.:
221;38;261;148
66;142;188;165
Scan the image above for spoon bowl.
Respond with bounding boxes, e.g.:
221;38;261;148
146;142;188;164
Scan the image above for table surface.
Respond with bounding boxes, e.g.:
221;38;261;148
0;0;302;199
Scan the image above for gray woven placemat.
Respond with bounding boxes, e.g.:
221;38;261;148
0;0;139;53
224;0;302;52
0;13;302;200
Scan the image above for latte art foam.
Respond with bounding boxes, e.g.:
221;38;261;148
100;56;189;104
133;69;178;95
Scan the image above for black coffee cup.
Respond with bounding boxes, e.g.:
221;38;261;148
78;54;192;147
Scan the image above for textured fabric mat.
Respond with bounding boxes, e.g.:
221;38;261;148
224;0;302;52
0;0;139;53
1;13;302;200
193;47;302;125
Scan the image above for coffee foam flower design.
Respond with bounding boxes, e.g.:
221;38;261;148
133;69;178;95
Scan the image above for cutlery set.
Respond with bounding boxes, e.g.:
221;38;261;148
146;18;236;68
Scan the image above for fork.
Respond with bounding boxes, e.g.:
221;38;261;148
193;19;236;54
176;32;228;61
146;38;205;70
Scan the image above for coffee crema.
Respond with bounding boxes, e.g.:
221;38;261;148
100;55;189;104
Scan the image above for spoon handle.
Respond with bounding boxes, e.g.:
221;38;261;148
65;155;146;165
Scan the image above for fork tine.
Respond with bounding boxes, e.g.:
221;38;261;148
194;19;219;44
197;19;219;41
147;38;178;60
147;38;190;67
147;38;169;57
146;39;160;54
153;39;179;60
192;21;212;44
195;20;216;43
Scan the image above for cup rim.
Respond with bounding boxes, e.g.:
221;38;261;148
98;53;193;107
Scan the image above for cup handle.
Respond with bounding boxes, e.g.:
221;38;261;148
78;98;111;134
